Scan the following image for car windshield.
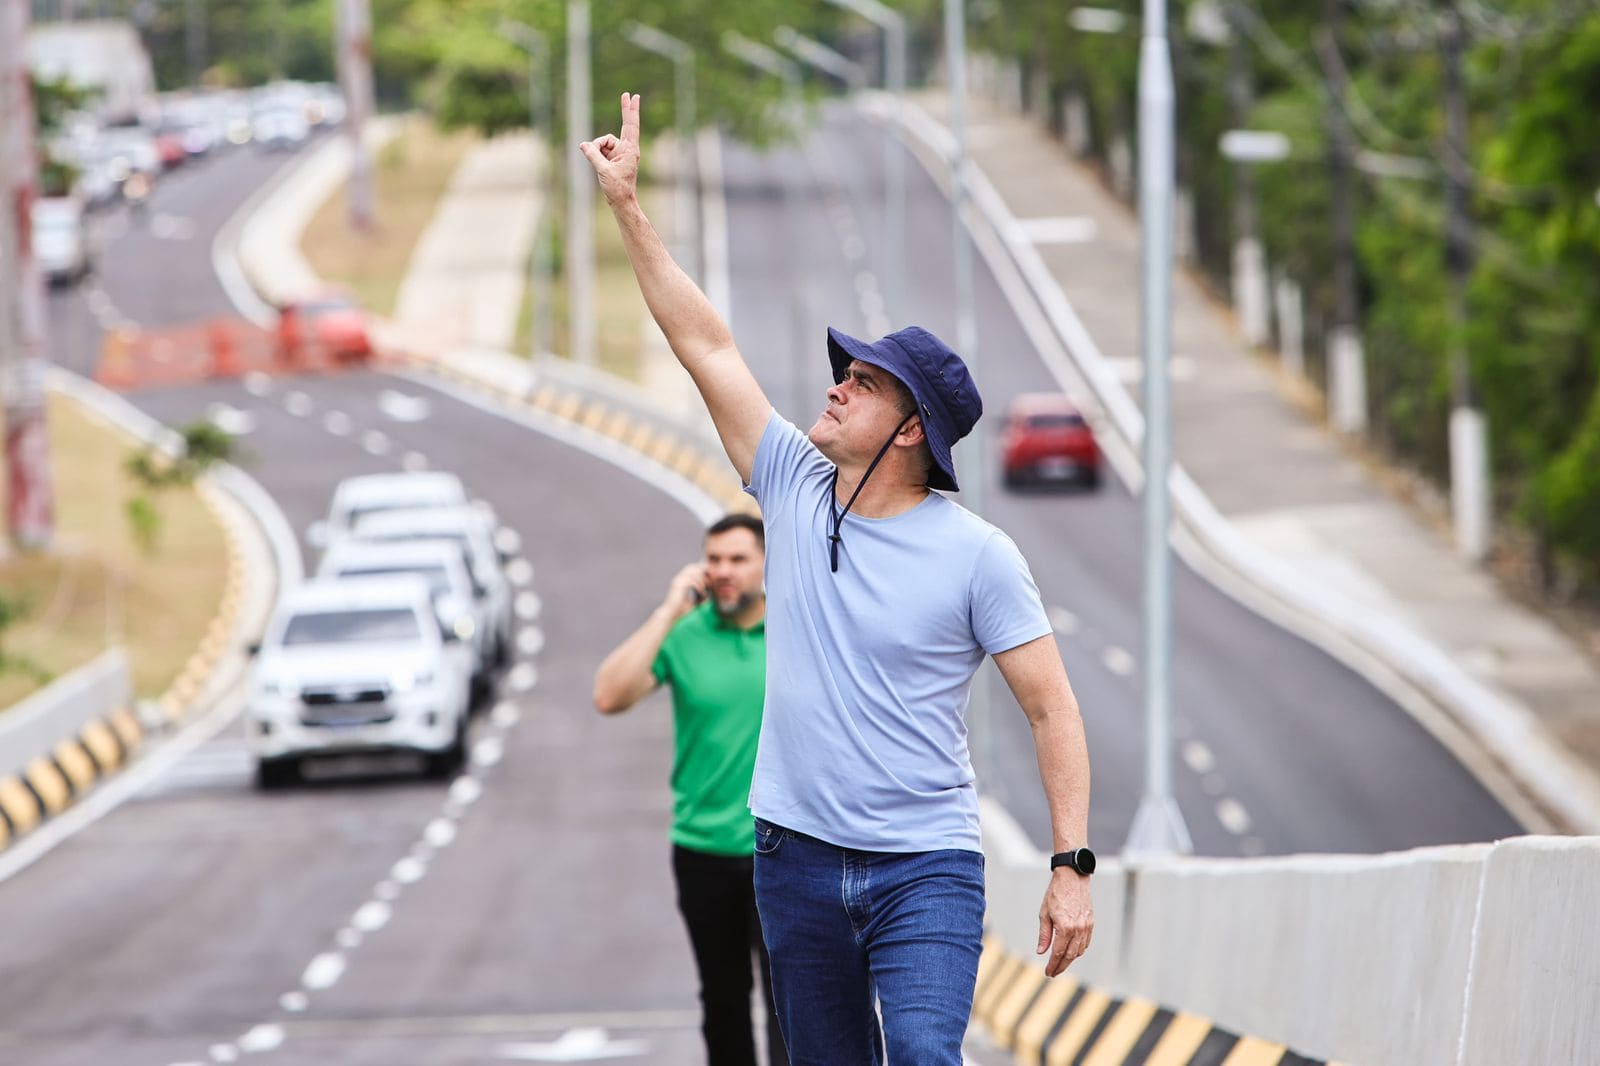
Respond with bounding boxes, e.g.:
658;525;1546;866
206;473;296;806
335;564;451;597
280;607;422;645
1025;413;1086;429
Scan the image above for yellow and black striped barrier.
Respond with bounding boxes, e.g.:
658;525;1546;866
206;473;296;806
0;480;248;855
384;347;756;518
0;706;146;851
974;939;1348;1066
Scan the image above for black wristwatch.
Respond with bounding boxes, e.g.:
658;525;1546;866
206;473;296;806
1050;847;1096;876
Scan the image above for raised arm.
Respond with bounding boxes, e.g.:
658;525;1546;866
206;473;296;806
992;634;1095;978
580;93;771;483
593;563;705;715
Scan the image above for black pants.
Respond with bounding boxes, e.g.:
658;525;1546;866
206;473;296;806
672;844;789;1066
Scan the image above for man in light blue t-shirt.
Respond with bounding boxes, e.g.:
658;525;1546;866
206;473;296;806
583;94;1094;1066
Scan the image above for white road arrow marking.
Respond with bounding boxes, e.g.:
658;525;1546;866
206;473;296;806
206;403;256;436
379;389;431;422
496;1028;649;1061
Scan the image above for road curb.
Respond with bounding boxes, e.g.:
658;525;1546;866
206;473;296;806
873;92;1600;836
377;343;753;519
973;938;1338;1066
0;370;286;864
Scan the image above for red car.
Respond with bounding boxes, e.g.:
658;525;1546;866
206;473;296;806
1000;392;1101;490
277;292;373;366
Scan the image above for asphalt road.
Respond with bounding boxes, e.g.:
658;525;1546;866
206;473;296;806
2;142;720;1066
0;106;1521;1066
715;103;1521;858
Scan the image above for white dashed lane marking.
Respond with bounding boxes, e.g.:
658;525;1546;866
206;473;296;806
323;410;353;436
1101;645;1135;677
1216;798;1253;836
284;391;313;417
1182;740;1216;776
517;627;545;657
301;953;345;991
515;591;543;621
1047;606;1079;636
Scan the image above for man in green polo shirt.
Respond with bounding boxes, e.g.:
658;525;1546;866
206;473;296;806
594;513;785;1066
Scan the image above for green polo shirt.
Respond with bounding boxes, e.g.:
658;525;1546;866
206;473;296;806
651;601;766;856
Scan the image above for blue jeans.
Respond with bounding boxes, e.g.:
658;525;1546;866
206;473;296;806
752;819;985;1065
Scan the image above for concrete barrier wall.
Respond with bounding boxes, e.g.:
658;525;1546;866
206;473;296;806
981;829;1600;1066
1460;837;1600;1066
0;651;130;781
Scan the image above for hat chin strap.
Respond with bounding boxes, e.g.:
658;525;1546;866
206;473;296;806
828;415;913;574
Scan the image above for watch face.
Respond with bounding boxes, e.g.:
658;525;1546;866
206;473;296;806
1076;848;1096;875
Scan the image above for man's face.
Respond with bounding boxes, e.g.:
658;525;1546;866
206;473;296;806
807;359;914;463
703;526;764;617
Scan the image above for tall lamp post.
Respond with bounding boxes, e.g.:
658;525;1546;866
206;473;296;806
566;0;594;368
621;23;698;285
722;32;804;416
500;20;554;364
1125;0;1193;858
820;0;907;323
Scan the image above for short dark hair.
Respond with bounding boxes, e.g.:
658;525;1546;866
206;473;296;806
707;512;764;550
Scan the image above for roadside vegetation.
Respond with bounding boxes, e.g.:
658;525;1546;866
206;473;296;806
975;0;1600;602
0;396;229;711
299;117;479;316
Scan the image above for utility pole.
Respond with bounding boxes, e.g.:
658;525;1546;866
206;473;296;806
821;0;907;324
336;0;375;232
621;23;697;284
1440;1;1489;561
566;0;595;368
942;0;1000;791
1226;2;1269;346
1;0;56;550
184;0;206;86
1316;0;1366;434
501;20;554;363
1125;0;1192;858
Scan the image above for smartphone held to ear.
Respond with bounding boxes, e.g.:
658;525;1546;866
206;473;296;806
689;587;705;605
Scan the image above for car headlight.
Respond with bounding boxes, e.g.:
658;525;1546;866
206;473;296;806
453;616;477;642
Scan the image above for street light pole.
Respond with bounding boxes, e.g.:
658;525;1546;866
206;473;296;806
620;23;698;284
821;0;907;324
566;0;595;368
722;33;804;418
1126;0;1193;858
500;20;553;364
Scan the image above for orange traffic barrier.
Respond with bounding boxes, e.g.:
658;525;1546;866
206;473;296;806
97;328;140;390
208;321;240;378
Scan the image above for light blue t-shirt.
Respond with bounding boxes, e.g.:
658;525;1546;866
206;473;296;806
745;411;1052;853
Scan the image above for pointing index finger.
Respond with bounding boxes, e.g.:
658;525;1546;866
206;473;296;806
620;92;641;144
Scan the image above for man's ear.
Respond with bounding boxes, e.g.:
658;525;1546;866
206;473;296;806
898;417;927;446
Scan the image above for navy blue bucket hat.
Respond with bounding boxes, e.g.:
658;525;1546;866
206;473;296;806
826;325;983;492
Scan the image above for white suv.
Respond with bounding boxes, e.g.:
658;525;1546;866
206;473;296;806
310;471;470;549
316;537;489;690
246;576;473;787
349;506;515;668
